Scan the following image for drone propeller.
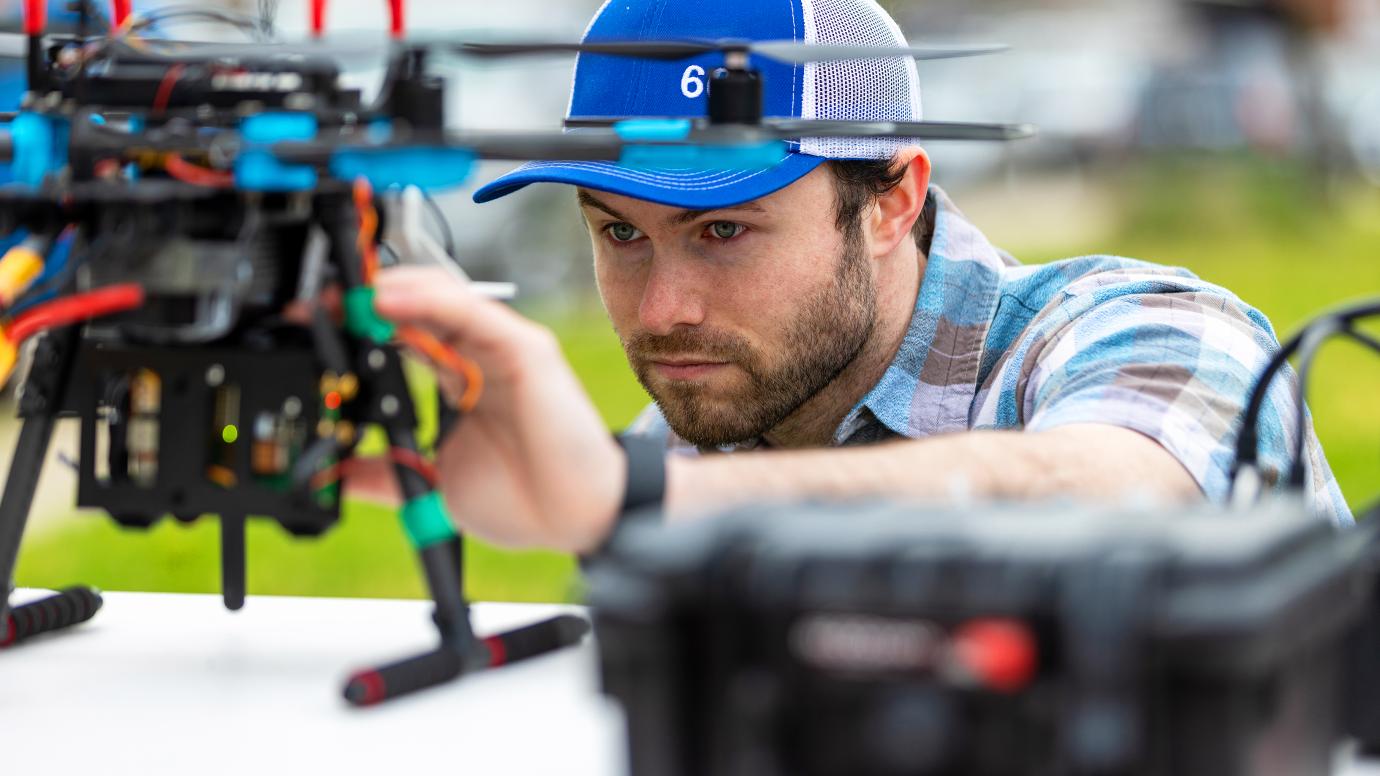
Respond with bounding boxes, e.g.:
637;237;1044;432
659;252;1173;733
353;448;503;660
260;114;1035;196
98;34;1006;67
450;38;1008;65
565;117;1038;143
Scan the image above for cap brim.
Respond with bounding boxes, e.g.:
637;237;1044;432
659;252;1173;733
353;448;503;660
471;153;827;209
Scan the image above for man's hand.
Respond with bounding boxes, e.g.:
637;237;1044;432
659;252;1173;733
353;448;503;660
345;266;625;554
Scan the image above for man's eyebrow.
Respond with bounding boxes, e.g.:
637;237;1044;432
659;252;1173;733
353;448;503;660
578;190;767;226
669;203;767;226
576;191;629;222
665;200;767;225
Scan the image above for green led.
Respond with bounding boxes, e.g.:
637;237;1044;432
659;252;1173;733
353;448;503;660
222;425;239;444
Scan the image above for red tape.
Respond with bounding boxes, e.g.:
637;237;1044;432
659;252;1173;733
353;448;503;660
349;670;387;705
484;635;507;667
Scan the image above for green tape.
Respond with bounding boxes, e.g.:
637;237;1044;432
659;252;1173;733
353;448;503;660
344;287;396;342
401;491;457;549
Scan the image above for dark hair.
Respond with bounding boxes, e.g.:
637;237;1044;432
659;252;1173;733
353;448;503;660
827;159;934;254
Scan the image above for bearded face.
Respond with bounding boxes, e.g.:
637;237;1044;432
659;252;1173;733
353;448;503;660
622;233;876;447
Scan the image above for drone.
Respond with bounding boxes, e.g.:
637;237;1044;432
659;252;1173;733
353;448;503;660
0;0;1033;704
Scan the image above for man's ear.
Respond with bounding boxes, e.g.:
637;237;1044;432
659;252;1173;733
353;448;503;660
869;147;932;255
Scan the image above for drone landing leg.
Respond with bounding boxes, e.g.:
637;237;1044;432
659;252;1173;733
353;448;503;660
0;328;103;646
339;351;587;706
220;513;246;611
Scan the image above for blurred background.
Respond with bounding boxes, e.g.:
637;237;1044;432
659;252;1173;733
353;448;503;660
6;0;1380;603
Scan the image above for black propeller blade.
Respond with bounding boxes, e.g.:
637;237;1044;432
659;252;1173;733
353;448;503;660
564;117;1037;143
451;38;1008;64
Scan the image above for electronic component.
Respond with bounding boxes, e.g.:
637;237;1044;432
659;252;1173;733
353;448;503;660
589;501;1380;776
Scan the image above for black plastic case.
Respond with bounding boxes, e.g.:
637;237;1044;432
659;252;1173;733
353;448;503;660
588;501;1377;776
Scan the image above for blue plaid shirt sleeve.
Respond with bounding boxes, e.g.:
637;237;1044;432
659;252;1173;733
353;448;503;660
1014;283;1352;526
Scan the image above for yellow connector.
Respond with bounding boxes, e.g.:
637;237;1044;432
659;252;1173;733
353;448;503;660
0;244;44;306
0;333;17;388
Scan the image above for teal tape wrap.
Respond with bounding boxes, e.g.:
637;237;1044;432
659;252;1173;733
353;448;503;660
402;492;457;550
330;147;477;192
343;287;396;342
613;118;693;141
235;112;319;191
620;141;788;171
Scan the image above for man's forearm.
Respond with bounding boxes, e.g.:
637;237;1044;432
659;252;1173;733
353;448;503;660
663;424;1203;520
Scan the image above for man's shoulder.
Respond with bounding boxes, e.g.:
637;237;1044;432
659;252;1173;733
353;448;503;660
978;253;1275;385
989;254;1264;340
997;254;1219;307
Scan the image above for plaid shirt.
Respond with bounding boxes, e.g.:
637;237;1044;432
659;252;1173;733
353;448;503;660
629;187;1353;526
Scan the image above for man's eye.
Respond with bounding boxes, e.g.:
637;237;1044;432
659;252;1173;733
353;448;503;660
607;223;643;243
708;222;745;240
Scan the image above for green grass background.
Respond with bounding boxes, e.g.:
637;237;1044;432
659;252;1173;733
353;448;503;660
13;158;1380;602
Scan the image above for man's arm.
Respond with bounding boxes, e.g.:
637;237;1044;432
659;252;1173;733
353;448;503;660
664;424;1203;520
355;267;1205;555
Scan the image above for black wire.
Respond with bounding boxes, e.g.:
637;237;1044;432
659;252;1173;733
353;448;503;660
420;191;457;260
132;6;270;41
1287;322;1341;488
1231;299;1380;496
379;241;402;267
7;231;104;318
1347;327;1380;359
1288;323;1380;488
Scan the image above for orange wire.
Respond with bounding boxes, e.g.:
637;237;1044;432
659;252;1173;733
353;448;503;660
152;63;185;114
164;154;234;187
353;178;380;284
349;178;482;411
397;324;483;412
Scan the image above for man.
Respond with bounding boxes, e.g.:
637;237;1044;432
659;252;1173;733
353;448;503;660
359;0;1351;553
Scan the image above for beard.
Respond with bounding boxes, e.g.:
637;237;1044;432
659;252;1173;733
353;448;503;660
622;233;878;448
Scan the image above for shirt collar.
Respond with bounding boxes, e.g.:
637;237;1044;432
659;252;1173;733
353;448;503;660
834;186;1012;444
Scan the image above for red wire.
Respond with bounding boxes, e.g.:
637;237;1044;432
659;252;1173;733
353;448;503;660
310;0;327;38
152;63;185;114
111;0;131;29
388;0;404;39
165;154;235;187
387;447;439;485
6;284;145;344
23;0;45;36
310;447;439;491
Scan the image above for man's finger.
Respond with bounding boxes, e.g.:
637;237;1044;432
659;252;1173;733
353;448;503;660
374;266;538;352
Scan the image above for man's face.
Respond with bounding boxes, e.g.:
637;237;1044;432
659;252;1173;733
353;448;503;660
580;167;877;447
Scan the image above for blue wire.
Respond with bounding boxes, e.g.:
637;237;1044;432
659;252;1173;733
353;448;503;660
8;229;79;317
0;229;30;257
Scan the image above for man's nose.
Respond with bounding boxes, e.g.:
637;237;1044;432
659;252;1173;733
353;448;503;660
638;256;706;336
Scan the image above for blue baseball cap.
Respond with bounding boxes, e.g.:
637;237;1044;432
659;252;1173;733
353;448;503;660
471;0;925;209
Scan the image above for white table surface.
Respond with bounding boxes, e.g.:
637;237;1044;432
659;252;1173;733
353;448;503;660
9;588;1380;776
0;589;627;776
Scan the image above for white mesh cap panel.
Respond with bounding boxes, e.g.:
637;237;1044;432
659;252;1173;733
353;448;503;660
799;0;924;160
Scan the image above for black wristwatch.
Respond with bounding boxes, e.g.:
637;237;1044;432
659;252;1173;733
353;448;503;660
584;433;666;562
614;433;667;516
